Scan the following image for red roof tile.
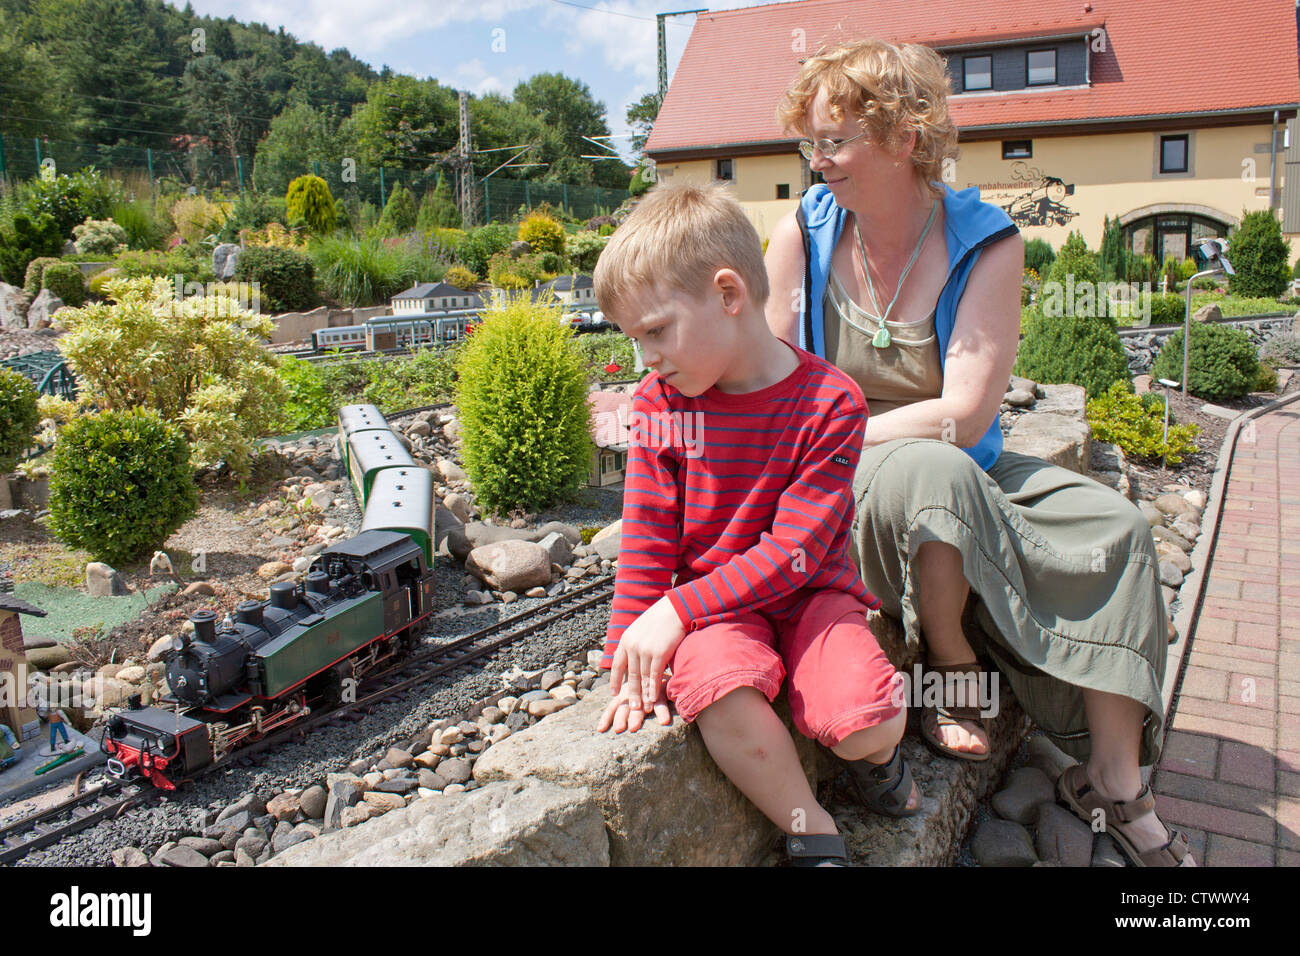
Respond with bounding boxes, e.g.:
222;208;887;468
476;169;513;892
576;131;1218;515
647;0;1298;154
587;390;632;447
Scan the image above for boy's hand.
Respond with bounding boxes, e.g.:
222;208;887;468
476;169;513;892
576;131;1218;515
608;596;686;714
596;679;670;734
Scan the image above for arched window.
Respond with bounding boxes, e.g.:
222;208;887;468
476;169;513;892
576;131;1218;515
1124;213;1228;265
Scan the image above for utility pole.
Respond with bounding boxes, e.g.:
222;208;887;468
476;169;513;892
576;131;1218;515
458;90;474;227
657;9;706;102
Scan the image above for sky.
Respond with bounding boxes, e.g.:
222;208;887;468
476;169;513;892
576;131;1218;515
186;0;789;164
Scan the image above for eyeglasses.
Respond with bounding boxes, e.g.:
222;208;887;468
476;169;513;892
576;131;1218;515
798;131;867;160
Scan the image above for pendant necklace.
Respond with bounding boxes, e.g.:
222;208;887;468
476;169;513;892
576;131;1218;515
854;201;938;348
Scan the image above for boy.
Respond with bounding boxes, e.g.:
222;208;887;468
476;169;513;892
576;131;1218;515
592;182;919;866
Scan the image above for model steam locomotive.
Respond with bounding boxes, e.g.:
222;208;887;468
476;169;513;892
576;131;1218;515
101;405;441;789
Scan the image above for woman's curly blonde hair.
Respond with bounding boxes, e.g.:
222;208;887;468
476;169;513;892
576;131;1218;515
776;38;959;200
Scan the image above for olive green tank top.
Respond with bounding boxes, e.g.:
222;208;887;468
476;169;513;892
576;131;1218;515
823;265;944;416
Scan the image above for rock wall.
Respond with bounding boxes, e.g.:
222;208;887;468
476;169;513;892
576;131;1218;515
1121;315;1297;374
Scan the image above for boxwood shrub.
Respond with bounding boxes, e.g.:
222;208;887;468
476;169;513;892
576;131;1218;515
40;263;87;307
1151;322;1259;401
46;408;199;565
0;368;41;473
234;244;317;314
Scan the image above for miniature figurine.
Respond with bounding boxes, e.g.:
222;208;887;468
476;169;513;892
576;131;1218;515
0;723;20;770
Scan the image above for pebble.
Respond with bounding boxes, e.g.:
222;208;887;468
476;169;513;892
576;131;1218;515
436;757;472;785
549;684;578;701
341;804;378;827
498;696;519;715
418;769;447;791
414;751;441;769
444;783;467;794
970;819;1038;867
439;726;465;745
517;689;550;706
1156;544;1191;574
990;767;1055;825
1033;803;1094;867
178;836;223;857
528;697;572;717
1004;388;1036;407
363;771;384;788
1150;525;1193;552
479;705;505;724
1183;490;1206;510
1158;560;1184;588
361;791;406;811
525;587;546;598
539;670;564;690
384;747;414;769
1172;516;1201;541
1154;493;1193;517
111;847;149;867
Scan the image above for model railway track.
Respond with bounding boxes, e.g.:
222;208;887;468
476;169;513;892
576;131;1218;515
0;777;150;865
0;575;615;865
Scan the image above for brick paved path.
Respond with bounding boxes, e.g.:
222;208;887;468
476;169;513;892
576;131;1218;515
1153;405;1300;866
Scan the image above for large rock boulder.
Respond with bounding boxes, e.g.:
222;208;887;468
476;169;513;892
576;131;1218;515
266;779;607;866
212;243;241;280
1028;383;1086;421
1193;303;1222;323
465;539;551;592
0;282;31;329
445;520;580;563
85;562;128;597
26;289;64;328
1003;413;1090;474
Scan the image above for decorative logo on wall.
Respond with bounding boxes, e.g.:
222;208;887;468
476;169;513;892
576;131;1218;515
976;162;1079;228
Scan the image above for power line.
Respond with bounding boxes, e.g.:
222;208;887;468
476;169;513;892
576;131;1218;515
546;0;696;25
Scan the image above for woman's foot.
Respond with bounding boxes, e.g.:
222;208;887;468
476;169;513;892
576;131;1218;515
922;656;990;758
1061;764;1196;866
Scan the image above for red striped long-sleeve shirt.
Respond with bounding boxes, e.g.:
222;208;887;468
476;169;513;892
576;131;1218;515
601;343;880;667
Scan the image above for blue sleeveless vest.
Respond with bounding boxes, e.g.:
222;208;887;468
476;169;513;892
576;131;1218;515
796;183;1018;472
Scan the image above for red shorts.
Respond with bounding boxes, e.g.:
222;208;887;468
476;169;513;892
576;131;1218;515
664;590;903;747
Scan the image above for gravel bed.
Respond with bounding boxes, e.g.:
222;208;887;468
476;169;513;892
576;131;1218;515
15;582;613;867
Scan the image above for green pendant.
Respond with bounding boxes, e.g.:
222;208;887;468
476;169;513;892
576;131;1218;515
872;325;892;349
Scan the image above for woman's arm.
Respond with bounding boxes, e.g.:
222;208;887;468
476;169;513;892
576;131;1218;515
763;209;804;345
863;232;1024;448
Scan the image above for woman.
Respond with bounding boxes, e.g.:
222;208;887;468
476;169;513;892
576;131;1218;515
763;38;1192;866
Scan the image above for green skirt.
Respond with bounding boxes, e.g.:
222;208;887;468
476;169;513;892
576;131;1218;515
851;438;1167;766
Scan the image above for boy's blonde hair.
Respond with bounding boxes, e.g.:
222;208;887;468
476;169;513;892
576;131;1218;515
775;38;959;201
593;181;770;324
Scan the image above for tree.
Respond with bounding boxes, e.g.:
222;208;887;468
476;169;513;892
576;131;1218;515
626;91;662;157
253;101;346;196
286;175;337;234
376;184;417;235
512;73;628;189
1227;210;1291;299
416;172;462;231
183;55;272;159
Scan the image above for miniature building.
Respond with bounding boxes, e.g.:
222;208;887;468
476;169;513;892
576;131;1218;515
587;390;631;487
537;274;596;307
392;283;483;315
0;590;45;741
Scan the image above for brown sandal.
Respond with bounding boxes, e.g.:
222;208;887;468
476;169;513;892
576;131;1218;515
919;660;991;763
1057;764;1193;867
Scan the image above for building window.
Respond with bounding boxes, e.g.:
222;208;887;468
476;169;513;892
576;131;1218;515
1160;135;1189;173
716;158;734;181
1002;140;1033;159
776;183;790;199
1027;49;1056;86
964;55;992;91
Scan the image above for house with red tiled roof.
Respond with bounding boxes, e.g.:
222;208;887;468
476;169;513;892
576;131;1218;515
645;0;1299;255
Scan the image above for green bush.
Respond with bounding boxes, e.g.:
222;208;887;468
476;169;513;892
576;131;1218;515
234;244;316;313
1293;258;1300;280
46;408;199;565
1226;211;1290;299
363;344;461;411
276;355;335;431
286;175;338;235
0;368;41;473
566;229;609;274
15;169;123;239
217;192;288;243
1261;331;1300;366
40;263;86;307
1178;258;1198;282
1151;323;1259;401
71;218;127;256
454;295;592;513
58;277;287;477
1148;293;1186;326
376;184;417;236
1014;311;1129;399
443;265;479;290
628;165;654;197
309;235;418;307
0;213;65;286
1023;238;1055;278
1138;390;1172;421
1254;361;1279;393
1086;381;1200;466
113;247;215;286
459;223;513;276
1046;231;1101;289
517;212;566;258
24;256;62;296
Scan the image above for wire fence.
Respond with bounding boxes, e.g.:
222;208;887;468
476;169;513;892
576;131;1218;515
0;134;630;224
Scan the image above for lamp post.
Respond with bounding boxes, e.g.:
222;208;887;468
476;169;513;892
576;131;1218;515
1157;377;1179;468
1181;239;1234;397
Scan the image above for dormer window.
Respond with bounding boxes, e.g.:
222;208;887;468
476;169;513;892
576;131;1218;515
964;55;992;91
1027;49;1056;86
